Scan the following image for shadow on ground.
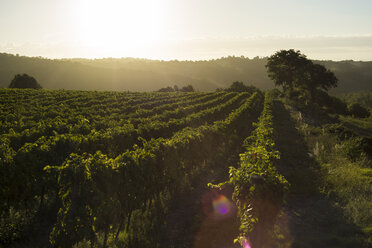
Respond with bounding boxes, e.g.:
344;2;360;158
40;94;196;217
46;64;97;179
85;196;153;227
272;100;366;248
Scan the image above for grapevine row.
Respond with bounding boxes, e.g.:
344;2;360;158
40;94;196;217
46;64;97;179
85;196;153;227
1;92;215;150
0;90;208;134
0;91;249;217
211;91;289;248
47;91;264;247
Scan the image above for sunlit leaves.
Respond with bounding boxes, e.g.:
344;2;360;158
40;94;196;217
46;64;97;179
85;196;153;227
210;91;289;242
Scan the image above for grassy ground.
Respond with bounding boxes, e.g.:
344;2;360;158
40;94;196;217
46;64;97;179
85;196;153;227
271;100;371;248
338;115;372;138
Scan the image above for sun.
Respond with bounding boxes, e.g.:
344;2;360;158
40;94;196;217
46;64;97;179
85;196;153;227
75;0;167;55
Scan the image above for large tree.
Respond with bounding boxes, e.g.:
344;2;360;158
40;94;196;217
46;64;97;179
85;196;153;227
8;73;42;89
266;49;337;102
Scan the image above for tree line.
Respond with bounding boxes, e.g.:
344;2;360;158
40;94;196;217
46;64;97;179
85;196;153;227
7;49;370;118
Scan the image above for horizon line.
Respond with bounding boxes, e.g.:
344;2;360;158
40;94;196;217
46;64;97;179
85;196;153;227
1;51;371;63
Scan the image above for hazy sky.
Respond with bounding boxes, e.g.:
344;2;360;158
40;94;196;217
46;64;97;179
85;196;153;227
1;0;371;60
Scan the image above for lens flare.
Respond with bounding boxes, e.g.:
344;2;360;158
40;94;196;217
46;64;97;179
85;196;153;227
201;190;235;221
241;236;251;248
212;195;231;216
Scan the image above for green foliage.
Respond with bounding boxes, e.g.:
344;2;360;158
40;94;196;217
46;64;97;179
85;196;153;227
290;103;372;247
8;73;42;89
348;103;370;118
339;115;372;136
49;92;263;247
340;92;372;109
224;81;260;93
303;122;372;246
156;84;196;92
266;49;309;90
157;84;195;92
323;123;372;159
1;52;372;93
266;49;338;105
210;91;288;247
336;137;362;160
314;89;348;115
0;207;34;246
179;85;195;92
157;86;175;92
0;88;264;247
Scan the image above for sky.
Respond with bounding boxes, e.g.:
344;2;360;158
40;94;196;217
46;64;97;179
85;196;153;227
0;0;372;60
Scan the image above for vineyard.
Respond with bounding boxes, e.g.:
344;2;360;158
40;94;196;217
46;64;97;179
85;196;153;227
1;88;371;248
0;88;264;247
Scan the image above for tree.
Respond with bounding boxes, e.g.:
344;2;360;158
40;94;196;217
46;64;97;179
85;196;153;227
304;63;338;101
225;81;259;93
9;73;42;89
266;50;309;92
266;49;337;102
180;85;195;92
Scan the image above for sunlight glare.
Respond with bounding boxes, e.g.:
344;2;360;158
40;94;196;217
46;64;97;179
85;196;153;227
76;0;167;54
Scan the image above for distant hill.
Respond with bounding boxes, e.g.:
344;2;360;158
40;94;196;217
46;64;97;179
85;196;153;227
0;53;371;92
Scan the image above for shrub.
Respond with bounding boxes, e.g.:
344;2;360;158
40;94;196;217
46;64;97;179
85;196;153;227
8;74;42;89
226;81;259;93
348;103;370;118
179;85;195;92
157;86;174;92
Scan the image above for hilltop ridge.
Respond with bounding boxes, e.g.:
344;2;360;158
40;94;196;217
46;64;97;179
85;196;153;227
0;53;371;93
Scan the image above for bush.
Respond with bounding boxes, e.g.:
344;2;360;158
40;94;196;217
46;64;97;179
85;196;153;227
348;103;370;118
314;90;348;114
179;85;195;92
157;86;174;92
225;81;260;93
9;74;42;89
337;137;365;161
330;96;348;115
157;84;195;92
